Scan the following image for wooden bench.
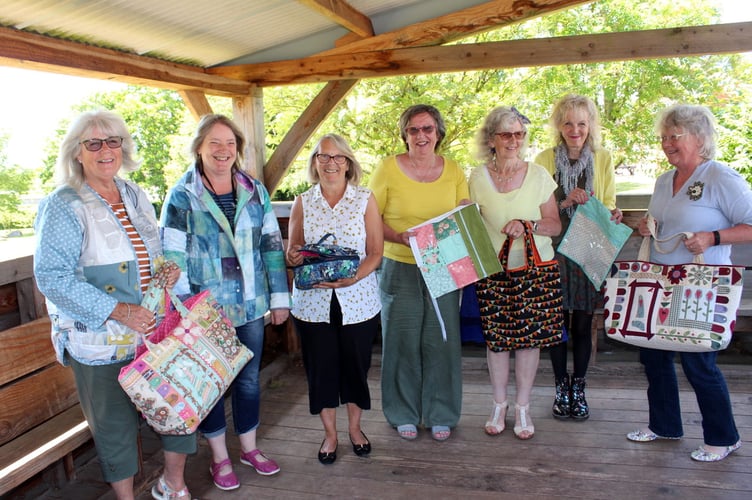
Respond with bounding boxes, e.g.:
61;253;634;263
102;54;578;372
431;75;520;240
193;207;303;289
590;209;752;362
0;317;92;495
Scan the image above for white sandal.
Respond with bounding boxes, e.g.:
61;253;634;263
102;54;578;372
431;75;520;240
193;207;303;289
484;400;508;435
514;403;534;440
151;475;191;499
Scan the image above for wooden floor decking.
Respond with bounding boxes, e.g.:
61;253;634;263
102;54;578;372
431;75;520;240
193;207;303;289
33;345;752;500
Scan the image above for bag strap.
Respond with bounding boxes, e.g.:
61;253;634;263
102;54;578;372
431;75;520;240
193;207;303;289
639;214;704;264
498;220;543;272
317;233;337;245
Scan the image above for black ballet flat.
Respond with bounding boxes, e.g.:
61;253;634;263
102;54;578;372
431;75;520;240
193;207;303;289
349;431;371;457
318;439;337;465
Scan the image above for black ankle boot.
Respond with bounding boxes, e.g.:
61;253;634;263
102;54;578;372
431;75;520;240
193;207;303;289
552;375;571;419
570;377;589;420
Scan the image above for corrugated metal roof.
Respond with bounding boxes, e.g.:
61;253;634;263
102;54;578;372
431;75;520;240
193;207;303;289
0;0;459;67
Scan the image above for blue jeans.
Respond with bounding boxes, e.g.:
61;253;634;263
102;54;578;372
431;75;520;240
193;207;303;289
640;348;739;446
199;317;265;437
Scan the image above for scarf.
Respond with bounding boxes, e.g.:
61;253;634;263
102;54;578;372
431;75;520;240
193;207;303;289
554;143;594;218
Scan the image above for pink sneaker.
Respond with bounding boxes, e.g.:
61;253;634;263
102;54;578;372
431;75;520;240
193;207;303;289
209;458;239;491
240;449;280;476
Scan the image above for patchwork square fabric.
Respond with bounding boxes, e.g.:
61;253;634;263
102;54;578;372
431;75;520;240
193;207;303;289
409;204;502;299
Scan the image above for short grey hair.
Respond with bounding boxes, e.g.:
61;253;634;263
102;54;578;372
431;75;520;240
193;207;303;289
476;106;529;162
656;104;717;159
56;110;139;189
306;133;363;185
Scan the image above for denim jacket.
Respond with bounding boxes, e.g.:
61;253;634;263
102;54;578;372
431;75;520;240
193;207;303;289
34;179;161;365
160;167;291;326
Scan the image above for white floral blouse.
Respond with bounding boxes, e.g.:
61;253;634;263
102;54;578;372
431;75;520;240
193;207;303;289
290;184;381;325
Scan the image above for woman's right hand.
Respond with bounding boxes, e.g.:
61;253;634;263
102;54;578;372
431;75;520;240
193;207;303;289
563;187;590;207
286;244;303;266
637;216;652;237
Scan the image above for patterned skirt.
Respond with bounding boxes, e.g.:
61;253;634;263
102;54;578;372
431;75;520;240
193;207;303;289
557;253;604;313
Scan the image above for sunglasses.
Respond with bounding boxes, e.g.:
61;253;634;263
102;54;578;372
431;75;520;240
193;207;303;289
494;131;527;141
80;136;123;152
405;125;435;136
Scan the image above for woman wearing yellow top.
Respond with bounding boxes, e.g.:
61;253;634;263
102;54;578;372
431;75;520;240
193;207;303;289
368;104;469;441
534;94;622;421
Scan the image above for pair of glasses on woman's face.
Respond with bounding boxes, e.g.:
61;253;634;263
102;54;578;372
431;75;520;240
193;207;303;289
80;136;123;152
405;125;435;136
494;131;527;141
316;153;348;164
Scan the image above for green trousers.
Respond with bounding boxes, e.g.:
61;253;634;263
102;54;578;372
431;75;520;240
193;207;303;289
379;258;463;428
69;357;197;483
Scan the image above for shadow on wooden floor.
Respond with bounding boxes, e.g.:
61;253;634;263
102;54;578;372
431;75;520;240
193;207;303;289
24;343;752;500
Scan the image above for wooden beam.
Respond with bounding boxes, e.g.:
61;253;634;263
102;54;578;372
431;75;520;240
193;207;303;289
297;0;374;38
0;26;250;97
177;90;213;121
263;80;358;193
210;22;752;86
232;87;266;180
316;0;591;56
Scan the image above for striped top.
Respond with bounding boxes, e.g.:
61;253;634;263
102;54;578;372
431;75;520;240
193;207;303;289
111;202;154;332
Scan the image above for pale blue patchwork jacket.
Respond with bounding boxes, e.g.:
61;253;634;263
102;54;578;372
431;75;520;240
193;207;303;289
160;167;291;326
34;179;161;366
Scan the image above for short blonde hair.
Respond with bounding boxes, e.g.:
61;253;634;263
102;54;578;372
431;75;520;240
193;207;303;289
306;133;363;185
548;94;602;150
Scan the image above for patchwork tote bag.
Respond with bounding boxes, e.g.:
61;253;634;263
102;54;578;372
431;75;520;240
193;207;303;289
292;233;360;289
118;263;253;434
475;220;564;351
603;215;743;352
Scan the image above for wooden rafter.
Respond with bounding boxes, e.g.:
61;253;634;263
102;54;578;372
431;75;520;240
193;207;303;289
210;22;752;86
263;79;358;192
316;0;591;56
297;0;374;38
0;26;250;97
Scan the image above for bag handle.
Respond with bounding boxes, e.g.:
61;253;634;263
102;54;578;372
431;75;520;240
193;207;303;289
498;220;545;272
639;214;704;264
316;233;338;245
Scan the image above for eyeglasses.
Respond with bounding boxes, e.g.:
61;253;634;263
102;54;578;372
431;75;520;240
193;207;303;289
494;131;527;141
405;125;435;136
316;153;348;164
80;136;123;152
657;133;688;143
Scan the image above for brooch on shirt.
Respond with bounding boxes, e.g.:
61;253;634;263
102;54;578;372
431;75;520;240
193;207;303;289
686;181;704;201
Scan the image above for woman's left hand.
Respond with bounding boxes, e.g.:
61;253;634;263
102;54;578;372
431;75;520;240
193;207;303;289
610;207;623;224
314;274;362;289
270;309;289;325
684;232;714;255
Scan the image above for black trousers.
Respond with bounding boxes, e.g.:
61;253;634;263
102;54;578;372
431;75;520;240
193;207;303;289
293;293;379;414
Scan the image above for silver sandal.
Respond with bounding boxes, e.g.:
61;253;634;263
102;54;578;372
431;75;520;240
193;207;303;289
151;475;191;500
484;400;507;435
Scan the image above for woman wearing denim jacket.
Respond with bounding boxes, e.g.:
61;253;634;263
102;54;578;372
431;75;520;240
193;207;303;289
161;114;291;491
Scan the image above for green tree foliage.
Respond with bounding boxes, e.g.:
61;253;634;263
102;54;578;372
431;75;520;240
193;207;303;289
270;0;751;195
0;133;34;228
35;0;752;204
40;87;188;211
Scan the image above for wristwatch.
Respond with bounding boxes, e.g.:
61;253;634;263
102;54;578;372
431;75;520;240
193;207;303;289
532;220;539;233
